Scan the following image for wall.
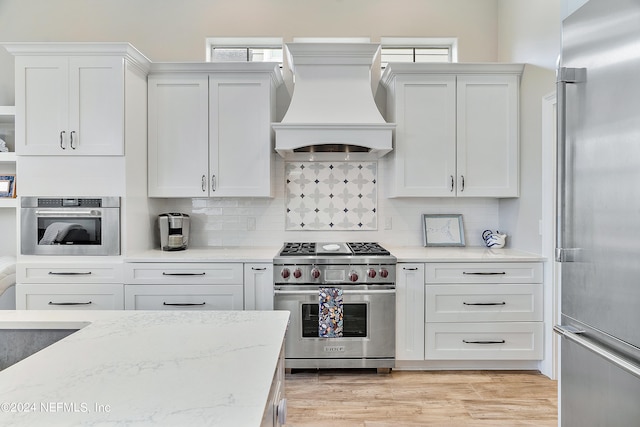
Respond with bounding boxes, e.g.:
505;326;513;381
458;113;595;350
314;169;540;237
496;0;561;253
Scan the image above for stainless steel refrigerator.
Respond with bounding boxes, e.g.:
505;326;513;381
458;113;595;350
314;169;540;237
555;0;640;425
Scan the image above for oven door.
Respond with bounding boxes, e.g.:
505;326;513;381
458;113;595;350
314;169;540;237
21;206;120;256
274;284;395;362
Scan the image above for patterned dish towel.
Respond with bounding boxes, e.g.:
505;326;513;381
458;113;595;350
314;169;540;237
319;287;343;338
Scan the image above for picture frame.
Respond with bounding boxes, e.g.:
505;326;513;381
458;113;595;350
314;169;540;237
0;175;16;198
422;214;465;247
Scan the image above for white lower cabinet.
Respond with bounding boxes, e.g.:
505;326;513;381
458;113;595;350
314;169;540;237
244;263;274;310
15;262;124;310
124;262;244;310
16;283;124;310
424;262;544;362
396;261;544;366
396;263;425;360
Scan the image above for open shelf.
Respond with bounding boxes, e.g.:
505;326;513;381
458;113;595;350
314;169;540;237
0;152;16;163
0;198;17;208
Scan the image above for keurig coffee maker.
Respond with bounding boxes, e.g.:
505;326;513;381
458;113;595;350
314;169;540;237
158;213;190;251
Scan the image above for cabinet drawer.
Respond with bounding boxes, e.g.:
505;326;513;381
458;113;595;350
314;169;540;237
124;263;243;285
18;263;123;284
16;283;124;310
425;262;542;284
124;284;243;310
426;284;542;322
425;322;543;360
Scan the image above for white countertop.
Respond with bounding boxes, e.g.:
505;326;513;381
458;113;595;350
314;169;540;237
0;309;289;426
124;245;543;263
387;246;544;263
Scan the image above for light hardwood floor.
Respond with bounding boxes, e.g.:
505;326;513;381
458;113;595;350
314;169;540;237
284;369;557;426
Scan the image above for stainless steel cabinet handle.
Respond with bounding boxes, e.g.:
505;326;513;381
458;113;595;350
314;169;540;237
201;175;206;192
70;130;76;149
59;131;66;149
162;302;206;306
460;175;465;191
462;272;506;275
48;301;92;306
554;325;640;379
463;301;506;306
48;271;92;276
162;272;206;276
251;267;267;271
211;174;216;192
403;267;418;271
556;67;587;262
450;175;454;192
463;339;506;344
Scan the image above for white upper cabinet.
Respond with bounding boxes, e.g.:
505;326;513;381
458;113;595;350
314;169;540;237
147;63;283;198
7;44;150;156
381;64;523;198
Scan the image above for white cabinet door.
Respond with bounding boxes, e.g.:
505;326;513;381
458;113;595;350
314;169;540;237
244;263;274;310
148;74;209;197
15;56;68;155
456;75;519;197
67;56;125;155
389;75;456;197
15;56;125;156
396;263;425;361
209;74;273;197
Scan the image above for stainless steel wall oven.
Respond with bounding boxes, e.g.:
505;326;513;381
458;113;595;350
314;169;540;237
274;242;396;372
21;197;120;256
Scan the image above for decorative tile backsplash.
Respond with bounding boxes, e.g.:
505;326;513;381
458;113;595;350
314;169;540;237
285;161;378;231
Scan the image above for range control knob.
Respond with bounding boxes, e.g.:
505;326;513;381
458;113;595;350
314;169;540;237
311;268;321;279
379;268;389;278
349;271;359;282
368;268;377;278
293;268;302;279
281;268;290;279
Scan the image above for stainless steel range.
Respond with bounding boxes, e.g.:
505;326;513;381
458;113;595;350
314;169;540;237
273;242;396;372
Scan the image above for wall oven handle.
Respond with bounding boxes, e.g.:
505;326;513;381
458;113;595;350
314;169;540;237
35;209;102;217
49;271;92;276
274;289;396;295
48;301;92;306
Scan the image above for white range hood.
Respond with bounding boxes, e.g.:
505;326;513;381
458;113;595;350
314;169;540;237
273;43;395;158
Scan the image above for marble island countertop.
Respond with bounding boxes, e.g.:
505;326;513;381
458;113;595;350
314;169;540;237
0;310;289;426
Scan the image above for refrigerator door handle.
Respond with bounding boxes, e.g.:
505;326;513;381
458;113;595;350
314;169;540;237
554;324;640;379
555;67;587;263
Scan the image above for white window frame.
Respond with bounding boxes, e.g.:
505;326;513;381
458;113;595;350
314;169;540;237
205;37;284;63
380;37;458;66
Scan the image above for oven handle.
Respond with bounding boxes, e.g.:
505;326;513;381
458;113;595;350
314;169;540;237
35;209;102;217
274;289;396;295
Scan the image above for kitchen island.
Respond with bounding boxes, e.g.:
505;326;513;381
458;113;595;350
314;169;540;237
0;309;289;426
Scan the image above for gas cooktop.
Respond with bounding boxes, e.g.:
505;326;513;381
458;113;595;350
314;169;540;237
278;242;391;256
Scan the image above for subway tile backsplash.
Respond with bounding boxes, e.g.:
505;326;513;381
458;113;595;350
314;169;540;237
161;156;500;248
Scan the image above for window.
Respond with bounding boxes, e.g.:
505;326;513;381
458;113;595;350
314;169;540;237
380;37;457;69
206;37;283;65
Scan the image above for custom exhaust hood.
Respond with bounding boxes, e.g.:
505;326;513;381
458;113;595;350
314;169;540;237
273;43;395;157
